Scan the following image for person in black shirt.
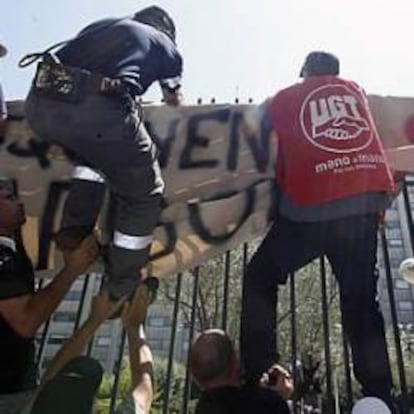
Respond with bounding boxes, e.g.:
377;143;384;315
24;6;183;302
0;180;99;413
189;329;293;414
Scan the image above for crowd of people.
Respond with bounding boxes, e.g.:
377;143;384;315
0;3;407;414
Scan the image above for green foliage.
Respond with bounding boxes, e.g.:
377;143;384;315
94;357;187;414
151;357;186;413
95;242;414;412
388;326;414;390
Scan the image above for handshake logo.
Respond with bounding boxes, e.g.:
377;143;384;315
300;84;374;154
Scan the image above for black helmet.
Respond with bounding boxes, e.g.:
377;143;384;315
299;51;340;78
134;6;176;42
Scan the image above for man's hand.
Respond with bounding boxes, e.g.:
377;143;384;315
89;292;126;324
121;283;153;331
62;234;99;275
161;88;183;107
260;364;294;400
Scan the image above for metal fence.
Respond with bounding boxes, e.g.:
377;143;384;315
34;181;414;414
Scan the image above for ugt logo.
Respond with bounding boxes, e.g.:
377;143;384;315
300;84;373;153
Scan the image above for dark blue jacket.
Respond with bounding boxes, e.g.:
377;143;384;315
57;17;183;96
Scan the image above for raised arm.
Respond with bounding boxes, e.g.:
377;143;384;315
0;235;99;338
121;282;156;414
41;292;124;384
243;99;279;161
159;45;183;107
161;85;183;106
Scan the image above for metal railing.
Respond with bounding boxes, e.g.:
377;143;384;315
34;181;414;414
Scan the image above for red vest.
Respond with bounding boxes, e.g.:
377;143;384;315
267;76;395;206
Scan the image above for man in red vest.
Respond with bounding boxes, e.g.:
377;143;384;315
240;51;398;412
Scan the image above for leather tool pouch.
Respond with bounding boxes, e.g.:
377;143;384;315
32;53;88;104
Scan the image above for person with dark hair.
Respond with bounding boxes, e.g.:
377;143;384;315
23;5;183;303
0;179;99;414
189;329;292;414
240;51;398;412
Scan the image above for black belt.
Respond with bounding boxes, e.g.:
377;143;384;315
84;73;130;95
32;54;130;103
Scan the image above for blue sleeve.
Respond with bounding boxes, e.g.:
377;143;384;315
259;101;273;137
159;47;183;91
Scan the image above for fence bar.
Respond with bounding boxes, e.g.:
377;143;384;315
289;273;298;414
35;319;52;371
73;274;90;332
182;268;200;414
242;242;249;271
380;227;409;414
221;251;231;331
86;275;106;356
320;256;334;413
35;278;51;370
340;315;353;413
109;329;127;414
163;273;183;414
402;181;414;248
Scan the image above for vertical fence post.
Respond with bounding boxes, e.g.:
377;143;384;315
380;227;409;413
289;273;299;414
35;278;50;371
109;329;127;414
221;251;231;331
163;273;183;414
73;274;90;332
320;256;334;413
86;274;106;357
402;181;414;248
182;268;200;414
340;312;353;412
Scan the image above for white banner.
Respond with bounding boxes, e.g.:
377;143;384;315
1;96;414;276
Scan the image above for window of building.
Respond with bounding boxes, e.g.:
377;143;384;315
395;279;410;290
53;311;77;323
96;337;112;347
399;311;414;325
385;220;401;230
148;316;170;327
385;232;403;243
48;335;68;345
64;290;83;301
148;339;163;350
388;239;404;247
390;257;404;268
385;210;400;221
399;301;414;311
388;248;405;260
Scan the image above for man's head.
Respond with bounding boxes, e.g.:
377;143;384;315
31;356;103;414
189;329;239;389
299;51;340;79
133;6;176;43
0;179;25;235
